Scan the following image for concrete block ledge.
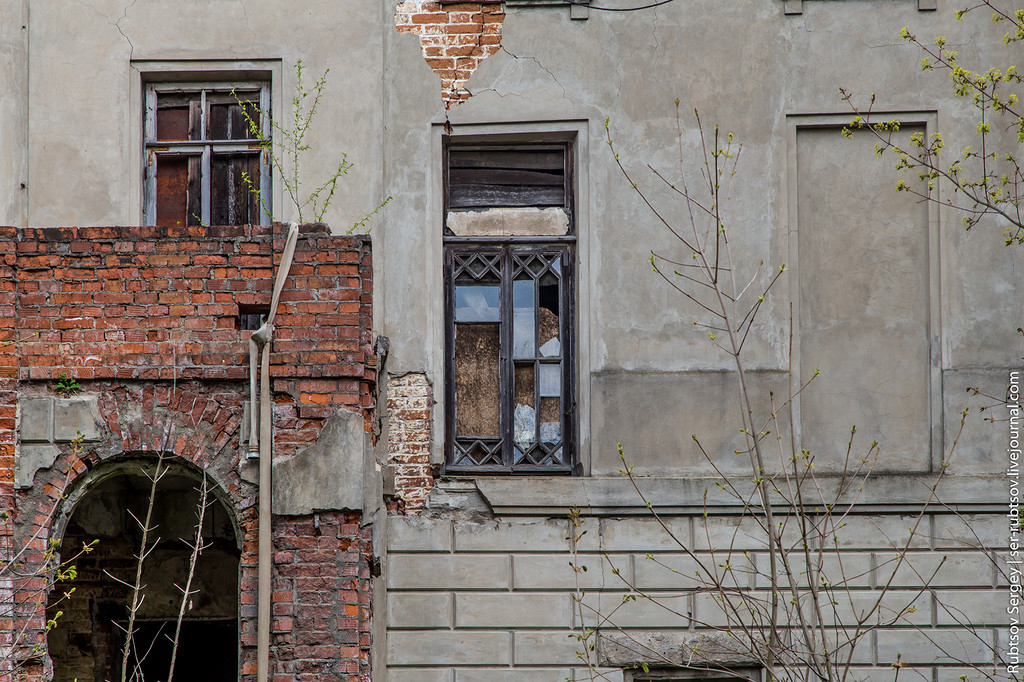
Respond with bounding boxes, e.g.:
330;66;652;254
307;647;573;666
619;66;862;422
467;474;1007;516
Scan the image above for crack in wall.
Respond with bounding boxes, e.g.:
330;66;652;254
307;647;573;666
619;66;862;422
113;0;140;66
498;45;569;102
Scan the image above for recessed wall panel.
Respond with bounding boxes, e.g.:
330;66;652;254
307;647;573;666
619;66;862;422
796;126;931;471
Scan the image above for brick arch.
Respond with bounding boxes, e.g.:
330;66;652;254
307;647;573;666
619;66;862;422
50;453;245;554
12;382;260;681
27;381;258;543
2;224;376;681
46;452;245;682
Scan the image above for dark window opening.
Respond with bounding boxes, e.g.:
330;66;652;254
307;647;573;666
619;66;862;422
444;143;576;474
238;304;270;331
48;464;240;682
117;620;237;682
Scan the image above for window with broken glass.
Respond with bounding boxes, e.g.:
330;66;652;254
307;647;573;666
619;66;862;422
143;82;270;227
444;144;577;474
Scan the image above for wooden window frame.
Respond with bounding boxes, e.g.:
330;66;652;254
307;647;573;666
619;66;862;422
143;81;271;227
443;142;578;475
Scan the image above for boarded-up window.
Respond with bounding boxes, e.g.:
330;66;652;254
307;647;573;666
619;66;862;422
444;144;576;474
144;82;270;227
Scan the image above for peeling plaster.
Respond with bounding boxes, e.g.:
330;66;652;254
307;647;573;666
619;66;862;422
394;1;505;107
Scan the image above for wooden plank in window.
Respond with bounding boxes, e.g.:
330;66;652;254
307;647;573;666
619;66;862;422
454;323;501;438
449;184;565;208
211;153;259;225
448;149;566;208
155;156;201;228
450;150;563;170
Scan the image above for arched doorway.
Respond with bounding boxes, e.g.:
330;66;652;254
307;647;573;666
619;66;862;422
47;457;241;682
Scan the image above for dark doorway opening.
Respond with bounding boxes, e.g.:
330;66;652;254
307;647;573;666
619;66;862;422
47;460;240;682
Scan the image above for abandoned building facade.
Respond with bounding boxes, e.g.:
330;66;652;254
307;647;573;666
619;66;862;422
0;1;1019;681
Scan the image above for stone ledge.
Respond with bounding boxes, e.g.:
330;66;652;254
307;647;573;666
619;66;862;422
466;474;1006;516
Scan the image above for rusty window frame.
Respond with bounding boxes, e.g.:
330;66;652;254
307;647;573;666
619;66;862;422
443;142;578;475
143;81;271;227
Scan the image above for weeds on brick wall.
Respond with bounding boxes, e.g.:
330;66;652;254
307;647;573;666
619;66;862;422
236;59;391;231
52;372;80;397
569;106;1005;682
843;1;1023;244
0;434;95;678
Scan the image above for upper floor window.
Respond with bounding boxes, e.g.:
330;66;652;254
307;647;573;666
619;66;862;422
444;143;577;474
143;81;271;227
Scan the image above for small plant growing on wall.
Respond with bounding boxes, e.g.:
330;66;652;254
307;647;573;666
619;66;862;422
53;372;81;397
236;59;390;231
0;433;95;677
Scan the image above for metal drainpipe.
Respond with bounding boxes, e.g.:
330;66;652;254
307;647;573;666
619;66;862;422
247;222;300;682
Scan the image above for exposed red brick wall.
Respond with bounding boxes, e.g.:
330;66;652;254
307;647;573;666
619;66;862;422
0;223;375;681
263;513;372;680
385;373;435;513
395;1;505;107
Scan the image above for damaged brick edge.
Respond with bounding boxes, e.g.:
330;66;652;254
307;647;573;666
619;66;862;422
394;0;506;108
384;371;436;514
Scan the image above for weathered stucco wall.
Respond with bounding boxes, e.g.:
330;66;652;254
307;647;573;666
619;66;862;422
378;0;1020;481
0;0;1020;679
9;1;386;230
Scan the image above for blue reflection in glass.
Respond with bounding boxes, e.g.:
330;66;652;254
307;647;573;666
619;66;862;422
455;286;500;322
513;279;535;358
539;363;561;397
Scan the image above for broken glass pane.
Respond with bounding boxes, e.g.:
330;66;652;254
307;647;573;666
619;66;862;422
539;422;561;443
455;286;500;322
538;283;560;350
514;404;536;445
514;362;536;446
539;337;560;357
513;279;535;358
454;323;501;438
538;308;559;346
539;363;560;397
540;396;560;428
540;391;565;444
514;363;535;408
